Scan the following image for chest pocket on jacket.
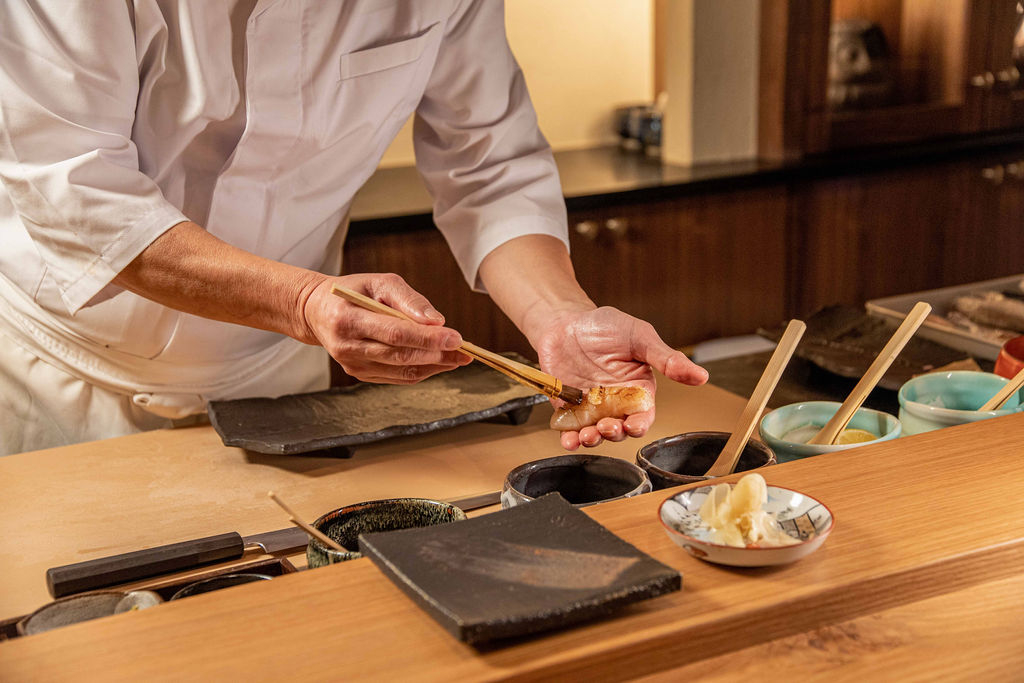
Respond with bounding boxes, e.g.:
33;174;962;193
340;21;440;79
317;22;441;150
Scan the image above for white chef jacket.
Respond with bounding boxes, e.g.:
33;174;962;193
0;0;568;418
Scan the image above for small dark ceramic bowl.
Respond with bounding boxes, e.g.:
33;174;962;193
169;573;272;601
636;431;776;489
500;454;652;509
307;498;467;568
17;590;162;636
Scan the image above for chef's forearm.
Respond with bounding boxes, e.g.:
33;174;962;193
113;221;325;343
477;234;595;346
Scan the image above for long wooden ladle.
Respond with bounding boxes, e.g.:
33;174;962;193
979;365;1024;410
807;301;931;445
705;319;807;477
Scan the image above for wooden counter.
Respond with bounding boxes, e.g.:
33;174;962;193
2;382;1023;681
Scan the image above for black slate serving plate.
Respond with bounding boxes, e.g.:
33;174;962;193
207;353;548;456
357;493;681;645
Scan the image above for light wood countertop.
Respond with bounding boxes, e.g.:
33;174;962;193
1;380;1023;681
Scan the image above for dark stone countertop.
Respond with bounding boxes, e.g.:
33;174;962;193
351;129;1024;233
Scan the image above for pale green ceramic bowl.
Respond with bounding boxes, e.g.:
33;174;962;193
759;401;901;463
897;371;1024;436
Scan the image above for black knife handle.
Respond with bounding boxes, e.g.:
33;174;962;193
46;532;245;598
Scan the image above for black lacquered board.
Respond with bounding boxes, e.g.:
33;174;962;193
358;493;681;645
208;354;547;456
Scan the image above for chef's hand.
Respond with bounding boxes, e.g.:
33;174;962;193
534;306;708;450
301;273;471;384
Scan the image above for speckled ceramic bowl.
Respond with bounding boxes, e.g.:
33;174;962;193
759;401;901;463
636;431;776;489
17;590;163;636
659;483;834;567
307;498;467;568
501;454;652;509
169;573;272;600
897;371;1024;435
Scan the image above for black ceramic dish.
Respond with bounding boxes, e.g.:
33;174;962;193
207;353;547;456
169;573;272;601
501;454;652;508
357;492;681;645
636;431;776;489
307;498;467;568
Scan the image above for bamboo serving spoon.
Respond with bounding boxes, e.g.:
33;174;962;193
267;491;346;553
979;365;1024;410
807;301;932;445
705;319;807;477
330;285;584;404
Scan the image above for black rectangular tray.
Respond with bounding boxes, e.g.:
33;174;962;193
358;493;681;645
208;353;548;456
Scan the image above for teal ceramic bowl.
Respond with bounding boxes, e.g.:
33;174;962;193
897;371;1024;436
759;401;901;463
307;498;467;568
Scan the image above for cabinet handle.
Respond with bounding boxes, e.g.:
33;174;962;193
604;218;630;239
996;67;1021;90
982;165;1006;184
574;220;600;240
970;72;995;89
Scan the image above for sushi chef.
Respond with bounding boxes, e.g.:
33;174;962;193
0;0;707;456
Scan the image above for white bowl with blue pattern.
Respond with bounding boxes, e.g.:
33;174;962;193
658;484;834;567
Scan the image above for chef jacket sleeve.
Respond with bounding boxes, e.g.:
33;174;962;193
0;1;189;314
412;0;570;292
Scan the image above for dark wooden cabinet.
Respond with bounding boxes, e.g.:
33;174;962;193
760;0;1021;157
341;145;1024;388
344;187;789;359
790;148;1024;317
567;190;788;347
790;162;964;315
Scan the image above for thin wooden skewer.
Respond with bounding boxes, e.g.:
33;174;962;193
330;285;584;404
267;491;346;553
808;301;932;445
979;365;1024;410
705;319;807;477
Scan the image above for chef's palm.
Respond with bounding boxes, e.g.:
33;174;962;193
534;307;707;450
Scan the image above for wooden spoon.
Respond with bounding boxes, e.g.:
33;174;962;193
705;319;807;477
979;366;1024;410
807;301;932;445
267;491;346;553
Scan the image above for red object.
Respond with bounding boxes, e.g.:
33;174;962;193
994;335;1024;379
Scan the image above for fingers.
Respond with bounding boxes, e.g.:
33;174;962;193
343;313;463;354
341;358;469;384
559;416;637;451
633;322;708;386
366;273;446;325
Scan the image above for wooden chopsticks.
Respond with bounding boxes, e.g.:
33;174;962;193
330;286;584;404
807;301;932;445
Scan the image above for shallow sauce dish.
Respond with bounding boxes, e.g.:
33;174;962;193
658;484;834;567
897;370;1023;435
760;401;900;462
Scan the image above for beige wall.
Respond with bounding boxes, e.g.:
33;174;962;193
378;0;655;168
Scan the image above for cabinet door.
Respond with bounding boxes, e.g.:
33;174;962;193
983;0;1024;130
567;189;788;347
342;225;531;359
950;153;1024;283
791;163;965;316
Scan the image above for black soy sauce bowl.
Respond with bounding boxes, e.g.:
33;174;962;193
169;573;272;601
500;454;652;509
636;431;776;490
